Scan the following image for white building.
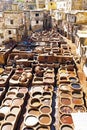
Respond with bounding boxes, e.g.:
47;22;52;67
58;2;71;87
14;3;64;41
57;0;72;11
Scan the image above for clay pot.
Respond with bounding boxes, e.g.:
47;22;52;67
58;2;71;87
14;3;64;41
0;78;5;84
39;105;52;114
39;114;52;126
71;83;82;90
60;124;73;130
68;70;76;77
24;67;32;73
1;74;8;79
43;91;52;98
60;98;71;105
74;105;86;112
5;114;16;122
59;84;71;92
24;115;38;127
6;92;16;99
46;68;54;73
2;98;12;106
44;72;54;78
43;77;54;84
9;87;18;93
60;114;73;125
12;98;23;106
43;85;53;92
31;91;42;99
28;108;40;117
33;76;43;85
59;105;73;114
69;77;78;83
60;76;67;81
0;105;10;115
5;66;12;71
12;75;19;80
1;122;13;130
41;98;52;106
60;92;71;98
16;93;24;99
59;69;67;74
15;68;24;74
72;97;83;105
10;106;21;115
72;91;83;98
19;87;28;94
29;98;41;108
31;86;43;93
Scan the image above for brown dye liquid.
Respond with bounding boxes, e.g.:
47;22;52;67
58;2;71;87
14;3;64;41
2;124;12;130
40;115;50;124
12;98;23;106
6;115;15;122
10;88;18;93
60;92;71;97
7;93;15;98
19;88;27;94
61;98;71;105
61;115;73;124
41;107;50;113
72;98;82;104
28;109;40;116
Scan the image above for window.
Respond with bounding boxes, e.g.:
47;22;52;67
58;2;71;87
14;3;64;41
8;30;11;34
9;37;12;40
1;36;4;39
50;3;53;6
35;13;39;16
36;20;39;24
10;20;13;24
0;33;4;39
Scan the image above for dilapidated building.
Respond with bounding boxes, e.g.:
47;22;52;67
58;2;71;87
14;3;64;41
3;4;25;42
30;9;44;31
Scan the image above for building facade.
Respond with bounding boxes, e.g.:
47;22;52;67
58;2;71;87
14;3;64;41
30;9;44;31
0;12;4;44
3;4;25;42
